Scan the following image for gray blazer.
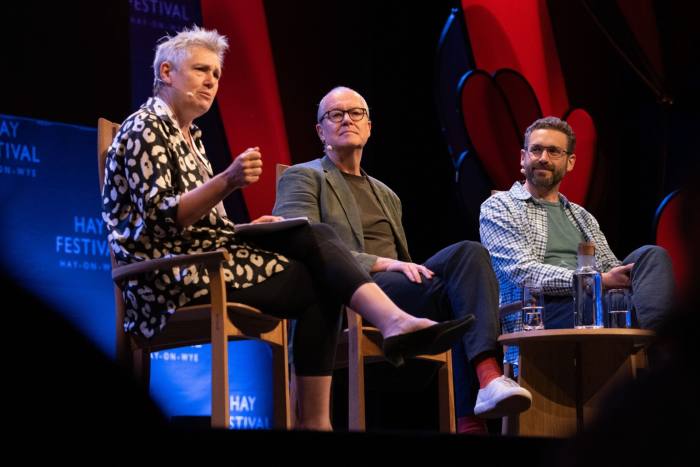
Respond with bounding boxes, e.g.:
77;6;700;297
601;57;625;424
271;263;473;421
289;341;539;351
272;155;411;272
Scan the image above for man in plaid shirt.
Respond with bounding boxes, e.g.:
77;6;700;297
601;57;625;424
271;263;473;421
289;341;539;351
480;117;674;370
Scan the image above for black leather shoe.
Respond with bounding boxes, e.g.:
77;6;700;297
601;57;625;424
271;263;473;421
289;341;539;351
382;315;476;367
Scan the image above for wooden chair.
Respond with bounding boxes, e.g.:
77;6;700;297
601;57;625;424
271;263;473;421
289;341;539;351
275;163;456;432
98;118;290;429
336;308;455;432
498;301;524;435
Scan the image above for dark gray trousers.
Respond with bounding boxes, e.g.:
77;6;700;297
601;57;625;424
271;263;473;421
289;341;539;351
372;240;500;417
544;245;674;330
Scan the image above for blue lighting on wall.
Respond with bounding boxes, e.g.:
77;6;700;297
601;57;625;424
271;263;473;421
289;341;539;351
0;113;273;428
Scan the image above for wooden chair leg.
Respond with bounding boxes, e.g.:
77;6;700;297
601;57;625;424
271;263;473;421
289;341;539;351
438;351;456;433
132;348;150;390
288;371;298;429
501;412;520;435
348;312;366;431
348;360;366;430
501;356;520;435
272;331;291;429
210;326;229;429
210;267;230;429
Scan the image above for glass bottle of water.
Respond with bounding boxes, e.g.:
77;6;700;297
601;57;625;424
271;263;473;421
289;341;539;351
573;241;604;328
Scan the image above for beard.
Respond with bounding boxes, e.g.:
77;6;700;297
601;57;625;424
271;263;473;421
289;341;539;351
525;162;566;189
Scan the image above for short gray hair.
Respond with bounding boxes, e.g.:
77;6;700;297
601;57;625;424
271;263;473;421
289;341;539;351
523;116;576;153
152;25;229;94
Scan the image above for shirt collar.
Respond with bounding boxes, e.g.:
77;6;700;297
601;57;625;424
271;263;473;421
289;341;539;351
144;96;201;138
509;181;571;207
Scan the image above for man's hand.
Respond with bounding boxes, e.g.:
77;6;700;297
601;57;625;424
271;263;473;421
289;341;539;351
251;215;284;224
373;257;434;283
602;263;633;289
224;147;263;190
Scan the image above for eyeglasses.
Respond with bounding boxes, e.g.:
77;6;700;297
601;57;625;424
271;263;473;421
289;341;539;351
319;108;369;123
526;144;570;160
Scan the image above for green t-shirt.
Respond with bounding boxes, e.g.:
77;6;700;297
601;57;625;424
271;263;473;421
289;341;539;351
541;199;584;270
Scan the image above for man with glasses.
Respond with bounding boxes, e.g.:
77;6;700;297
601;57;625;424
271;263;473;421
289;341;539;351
273;86;532;433
480;116;673;338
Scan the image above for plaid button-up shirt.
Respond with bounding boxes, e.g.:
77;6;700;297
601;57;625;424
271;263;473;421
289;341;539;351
479;182;621;368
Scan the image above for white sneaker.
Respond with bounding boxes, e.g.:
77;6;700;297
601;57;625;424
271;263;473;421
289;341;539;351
474;375;532;418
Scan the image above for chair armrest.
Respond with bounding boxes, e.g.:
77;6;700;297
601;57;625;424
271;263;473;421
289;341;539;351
112;250;232;282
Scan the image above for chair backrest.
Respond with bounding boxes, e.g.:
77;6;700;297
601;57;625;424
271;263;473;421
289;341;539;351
97;118;130;363
275;163;290;190
97;118;120;192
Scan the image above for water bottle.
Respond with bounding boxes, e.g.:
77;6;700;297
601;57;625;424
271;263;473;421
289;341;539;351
573;241;604;328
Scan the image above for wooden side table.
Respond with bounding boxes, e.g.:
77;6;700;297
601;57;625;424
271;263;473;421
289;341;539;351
498;329;655;437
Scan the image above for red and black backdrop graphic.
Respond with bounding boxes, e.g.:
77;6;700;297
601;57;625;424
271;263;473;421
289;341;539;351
2;0;698;265
433;0;699;263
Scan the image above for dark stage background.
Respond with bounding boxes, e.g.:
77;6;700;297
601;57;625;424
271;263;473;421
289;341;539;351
4;0;699;261
2;0;699;432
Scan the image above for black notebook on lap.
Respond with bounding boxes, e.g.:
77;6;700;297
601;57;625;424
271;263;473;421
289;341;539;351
234;216;309;236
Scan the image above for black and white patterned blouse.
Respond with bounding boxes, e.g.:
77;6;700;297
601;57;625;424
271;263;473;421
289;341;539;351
102;97;289;339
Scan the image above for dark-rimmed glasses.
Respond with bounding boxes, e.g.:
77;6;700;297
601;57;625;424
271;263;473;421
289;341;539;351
319;108;368;123
526;144;570;160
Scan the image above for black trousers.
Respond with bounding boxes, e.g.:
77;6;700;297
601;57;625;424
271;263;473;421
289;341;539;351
228;223;370;376
372;240;500;417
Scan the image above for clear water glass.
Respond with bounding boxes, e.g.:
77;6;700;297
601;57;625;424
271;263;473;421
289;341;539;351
522;282;545;331
606;288;635;328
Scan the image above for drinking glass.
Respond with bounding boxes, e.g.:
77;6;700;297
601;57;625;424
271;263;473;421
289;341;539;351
606;288;635;328
521;281;545;331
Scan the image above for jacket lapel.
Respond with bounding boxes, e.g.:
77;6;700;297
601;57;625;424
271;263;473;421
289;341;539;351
321;156;365;247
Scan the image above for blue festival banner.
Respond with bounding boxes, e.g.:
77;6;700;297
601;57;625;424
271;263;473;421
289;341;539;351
150;341;274;429
0;109;273;429
0;114;114;349
129;0;202;107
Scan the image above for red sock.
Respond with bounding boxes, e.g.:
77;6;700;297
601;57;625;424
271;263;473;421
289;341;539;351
473;355;502;388
458;415;488;434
